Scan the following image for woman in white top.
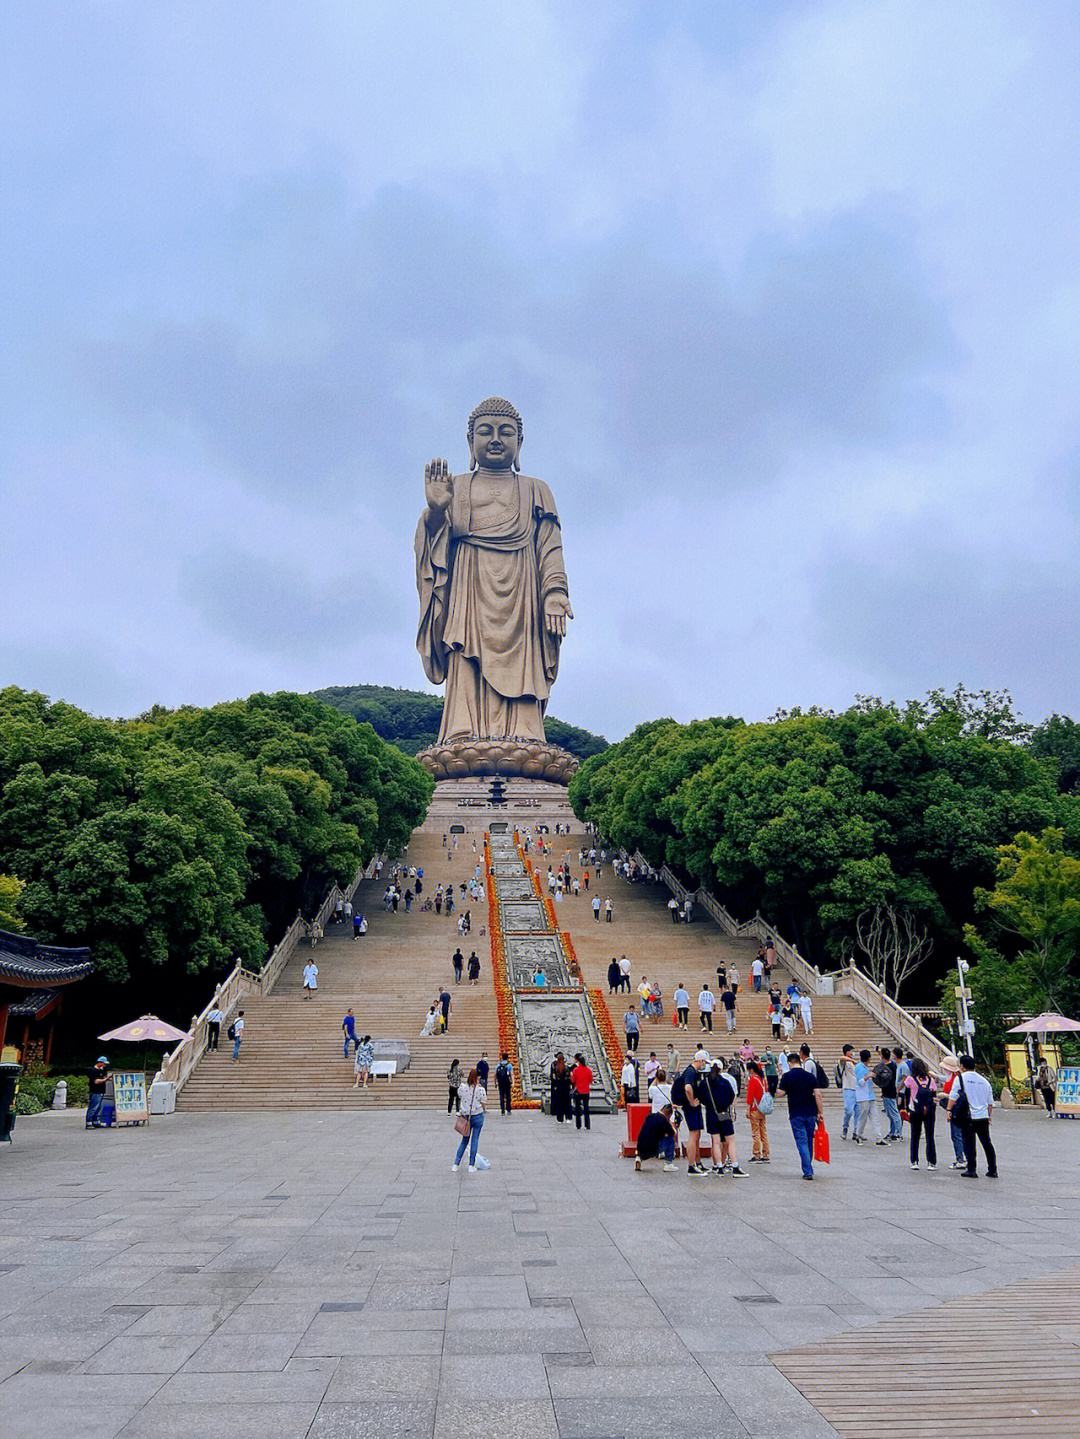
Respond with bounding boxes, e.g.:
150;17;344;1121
302;961;318;997
420;1005;439;1037
649;1071;673;1112
452;1070;487;1172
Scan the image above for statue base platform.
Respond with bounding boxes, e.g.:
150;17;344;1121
415;736;579;785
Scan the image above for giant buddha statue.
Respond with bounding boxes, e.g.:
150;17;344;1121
414;397;578;783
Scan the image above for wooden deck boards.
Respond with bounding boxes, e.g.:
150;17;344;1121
772;1269;1080;1438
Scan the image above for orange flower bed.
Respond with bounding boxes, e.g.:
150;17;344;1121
531;870;544;900
543;895;557;929
559;930;581;982
588;987;626;1107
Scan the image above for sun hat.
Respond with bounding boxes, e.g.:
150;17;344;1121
96;1055;109;1064
940;1054;961;1072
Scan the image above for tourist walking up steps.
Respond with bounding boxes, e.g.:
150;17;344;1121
674;984;690;1029
949;1054;998;1179
697;985;715;1033
229;1010;245;1062
206;1005;222;1051
452;1069;487;1172
342;1008;359;1056
779;1051;824;1180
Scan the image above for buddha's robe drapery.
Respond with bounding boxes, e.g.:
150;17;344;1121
415;471;569;743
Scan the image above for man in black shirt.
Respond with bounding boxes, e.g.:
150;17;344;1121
634;1105;678;1172
676;1052;709;1175
452;948;464;983
778;1052;824;1180
86;1056;109;1129
874;1046;902;1143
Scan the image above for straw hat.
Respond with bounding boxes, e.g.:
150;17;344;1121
940;1054;961;1073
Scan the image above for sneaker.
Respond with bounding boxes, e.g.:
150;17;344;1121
986;1172;999;1179
852;1136;866;1145
451;1164;460;1172
910;1162;919;1171
467;1165;477;1173
687;1163;706;1176
802;1173;814;1181
748;1156;760;1162
663;1162;677;1172
927;1163;937;1171
634;1157;642;1171
760;1157;770;1163
875;1139;889;1146
729;1166;749;1178
710;1165;725;1176
960;1171;977;1178
950;1159;966;1169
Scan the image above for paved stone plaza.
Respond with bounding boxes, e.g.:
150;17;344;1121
2;1106;1078;1438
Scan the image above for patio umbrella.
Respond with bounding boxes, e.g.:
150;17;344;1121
98;1014;191;1075
99;1015;190;1043
1006;1013;1080;1034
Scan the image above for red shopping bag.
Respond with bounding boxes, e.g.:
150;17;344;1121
672;1010;679;1027
812;1118;831;1165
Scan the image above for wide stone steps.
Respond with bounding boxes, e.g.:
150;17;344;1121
178;793;904;1114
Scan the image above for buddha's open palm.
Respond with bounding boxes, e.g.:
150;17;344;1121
545;593;574;638
424;458;454;512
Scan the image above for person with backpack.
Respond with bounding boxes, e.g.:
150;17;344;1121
229;1010;245;1062
904;1057;937;1169
837;1045;858;1140
873;1046;902;1142
746;1059;771;1163
495;1053;514;1115
549;1052;572;1124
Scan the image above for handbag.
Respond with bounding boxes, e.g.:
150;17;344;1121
812;1117;831;1164
453;1113;471;1137
757;1091;774;1116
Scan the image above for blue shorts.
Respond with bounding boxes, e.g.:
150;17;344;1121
684;1106;704;1132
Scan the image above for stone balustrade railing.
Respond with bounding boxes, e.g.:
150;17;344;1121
620;847;952;1069
158;855;380;1094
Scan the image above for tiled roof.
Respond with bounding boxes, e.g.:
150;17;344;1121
0;930;94;989
8;988;57;1019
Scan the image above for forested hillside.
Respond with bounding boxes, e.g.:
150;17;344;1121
311;683;609;760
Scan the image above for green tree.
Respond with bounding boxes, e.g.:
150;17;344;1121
1029;715;1080;795
0;873;23;930
964;828;1080;1036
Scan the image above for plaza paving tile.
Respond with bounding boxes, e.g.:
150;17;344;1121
1;1105;1078;1437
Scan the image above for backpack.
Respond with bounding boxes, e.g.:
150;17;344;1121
911;1080;935;1118
872;1062;890;1090
496;1061;512;1083
226;1023;236;1041
834;1061;846;1089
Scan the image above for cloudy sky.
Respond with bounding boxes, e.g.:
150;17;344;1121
3;2;1078;740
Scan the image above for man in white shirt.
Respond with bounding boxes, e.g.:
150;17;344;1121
618;955;632;994
644;1052;660;1087
949;1056;998;1178
668;896;680;924
302;960;318;998
697;985;715;1033
751;955;765;992
621;1055;639;1107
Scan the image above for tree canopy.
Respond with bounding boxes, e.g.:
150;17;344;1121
569;690;1079;1000
0;687;432;1012
312;682;609;760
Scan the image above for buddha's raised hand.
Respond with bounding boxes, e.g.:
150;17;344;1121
544;592;574;638
424;458;454;512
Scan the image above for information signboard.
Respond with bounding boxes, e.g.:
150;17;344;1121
1055;1066;1080;1118
112;1069;149;1125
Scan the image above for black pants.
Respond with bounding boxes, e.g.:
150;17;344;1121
677;1007;689;1027
767;1074;778;1095
700;1012;713;1031
962;1118;997;1175
909;1108;937;1165
552;1086;571;1123
626;1031;639;1052
207;1023;220;1051
623;1085;639;1107
622;976;632;993
441;1007;450;1031
671;909;680;924
1040;1085;1055;1112
497;1081;512;1115
574;1093;591;1130
448;1086;460;1114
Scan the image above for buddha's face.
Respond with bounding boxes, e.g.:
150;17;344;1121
472;416;520;471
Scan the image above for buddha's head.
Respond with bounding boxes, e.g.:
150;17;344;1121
468;396;523;472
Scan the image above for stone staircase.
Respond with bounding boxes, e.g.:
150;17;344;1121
177;828;501;1111
178;787;903;1111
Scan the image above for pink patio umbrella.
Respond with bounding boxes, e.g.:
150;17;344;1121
98;1014;191;1076
99;1015;191;1044
1006;1013;1080;1034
